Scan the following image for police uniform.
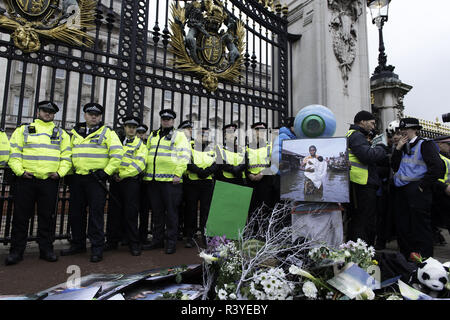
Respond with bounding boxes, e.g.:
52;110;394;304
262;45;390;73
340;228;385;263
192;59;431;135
6;101;72;265
184;127;217;248
345;111;387;246
142;109;190;254
431;135;450;237
61;103;124;262
391;118;445;259
178;120;194;242
246;122;274;217
0;129;10;168
136;123;151;243
105;116;147;256
216;123;246;186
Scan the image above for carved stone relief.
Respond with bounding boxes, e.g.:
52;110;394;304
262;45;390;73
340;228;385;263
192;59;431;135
328;0;363;95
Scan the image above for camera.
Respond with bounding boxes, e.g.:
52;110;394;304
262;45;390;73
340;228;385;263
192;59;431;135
442;113;450;123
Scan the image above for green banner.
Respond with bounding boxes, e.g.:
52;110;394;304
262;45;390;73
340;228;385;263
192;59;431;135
205;181;253;240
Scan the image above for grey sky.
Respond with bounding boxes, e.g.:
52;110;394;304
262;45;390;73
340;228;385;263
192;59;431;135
283;138;347;158
366;0;450;123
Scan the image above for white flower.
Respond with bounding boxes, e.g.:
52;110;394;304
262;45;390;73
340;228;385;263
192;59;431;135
302;281;318;299
344;250;351;257
289;265;316;281
354;286;375;300
229;293;237;300
218;289;228;300
181;294;190;300
199;251;218;265
386;295;402;300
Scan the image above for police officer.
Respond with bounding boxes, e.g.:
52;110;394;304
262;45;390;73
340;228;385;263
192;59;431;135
105;116;147;256
178;120;194;242
431;135;450;240
215;123;246;185
135;123;151;244
142;109;190;254
6;101;72;265
391;117;445;259
246;122;274;217
184;127;217;248
61;102;123;262
0;128;10;168
346;111;387;246
136;124;149;143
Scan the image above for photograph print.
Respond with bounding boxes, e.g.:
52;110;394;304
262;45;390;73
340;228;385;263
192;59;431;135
280;137;350;203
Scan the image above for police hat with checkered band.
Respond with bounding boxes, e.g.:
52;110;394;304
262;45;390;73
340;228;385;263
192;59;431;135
83;102;104;115
136;124;148;133
123;115;141;127
159;109;176;119
38;100;59;113
399;117;422;130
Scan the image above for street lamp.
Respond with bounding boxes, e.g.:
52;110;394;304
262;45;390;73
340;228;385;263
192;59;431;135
367;0;395;76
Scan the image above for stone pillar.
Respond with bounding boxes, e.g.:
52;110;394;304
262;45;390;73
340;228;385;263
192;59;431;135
286;0;371;136
370;72;412;135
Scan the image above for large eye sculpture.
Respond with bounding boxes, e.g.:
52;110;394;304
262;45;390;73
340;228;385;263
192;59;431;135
294;105;337;138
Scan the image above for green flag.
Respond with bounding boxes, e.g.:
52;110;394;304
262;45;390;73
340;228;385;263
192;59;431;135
205;181;253;240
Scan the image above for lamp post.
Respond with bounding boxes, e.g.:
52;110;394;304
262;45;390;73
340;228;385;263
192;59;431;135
368;0;395;76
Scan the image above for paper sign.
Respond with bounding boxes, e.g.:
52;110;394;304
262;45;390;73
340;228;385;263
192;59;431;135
205;181;253;240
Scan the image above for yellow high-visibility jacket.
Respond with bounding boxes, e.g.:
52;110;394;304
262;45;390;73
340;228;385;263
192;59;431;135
143;128;190;182
116;137;148;179
246;142;272;175
8;119;72;179
70;124;123;175
0;130;10;168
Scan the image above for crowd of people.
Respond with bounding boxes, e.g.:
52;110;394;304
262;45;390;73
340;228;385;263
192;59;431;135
0;102;449;266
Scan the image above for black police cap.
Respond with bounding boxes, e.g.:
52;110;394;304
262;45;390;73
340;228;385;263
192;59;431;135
223;123;238;131
123;115;141;127
159;109;176;119
399;117;422;130
178;120;193;129
83;102;104;114
38;101;59;113
136;124;148;133
251;121;268;129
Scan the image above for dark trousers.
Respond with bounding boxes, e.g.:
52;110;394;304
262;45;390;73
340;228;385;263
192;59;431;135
68;174;107;254
106;178;140;248
395;181;433;258
248;175;274;214
138;181;151;242
376;182;396;245
147;181;182;247
184;181;214;238
347;182;377;246
10;177;59;255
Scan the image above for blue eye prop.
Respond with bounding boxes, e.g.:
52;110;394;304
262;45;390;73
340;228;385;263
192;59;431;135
293;104;337;138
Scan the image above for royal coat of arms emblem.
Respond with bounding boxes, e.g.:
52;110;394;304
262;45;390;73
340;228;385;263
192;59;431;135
0;0;96;53
170;0;245;92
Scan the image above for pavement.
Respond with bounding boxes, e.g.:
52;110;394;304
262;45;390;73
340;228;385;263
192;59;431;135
1;229;450;296
0;238;202;296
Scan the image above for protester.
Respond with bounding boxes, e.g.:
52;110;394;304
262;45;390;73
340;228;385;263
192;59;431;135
61;103;123;263
391;117;445;260
6;101;72;265
345;110;387;246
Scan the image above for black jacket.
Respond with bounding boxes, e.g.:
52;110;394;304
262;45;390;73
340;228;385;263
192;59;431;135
347;124;388;187
391;137;445;191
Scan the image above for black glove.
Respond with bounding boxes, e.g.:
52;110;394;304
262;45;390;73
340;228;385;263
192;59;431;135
94;169;109;181
223;164;234;172
232;164;246;177
197;169;209;179
187;163;202;174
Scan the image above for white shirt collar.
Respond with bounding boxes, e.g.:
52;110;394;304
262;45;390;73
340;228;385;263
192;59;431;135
409;136;418;144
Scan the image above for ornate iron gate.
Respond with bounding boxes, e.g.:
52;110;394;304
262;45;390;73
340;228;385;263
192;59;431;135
0;0;290;243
